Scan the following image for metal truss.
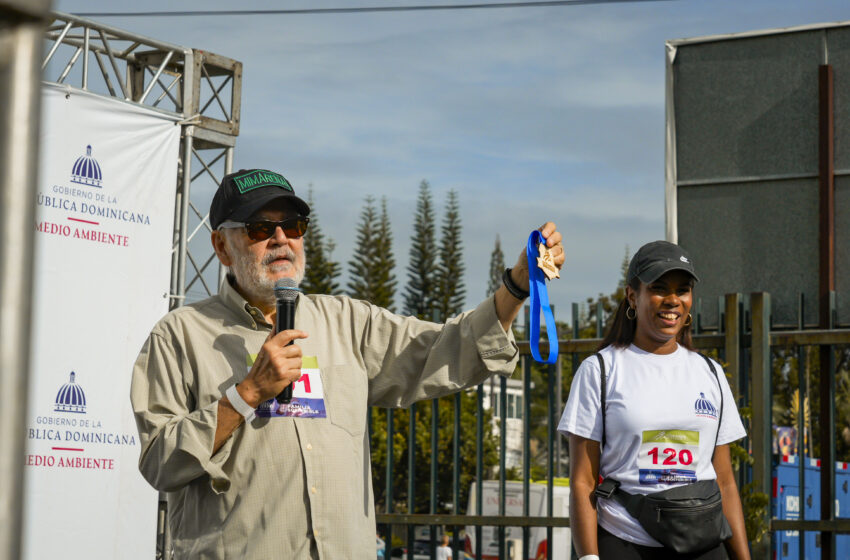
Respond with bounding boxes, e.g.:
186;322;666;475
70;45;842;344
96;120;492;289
44;12;242;310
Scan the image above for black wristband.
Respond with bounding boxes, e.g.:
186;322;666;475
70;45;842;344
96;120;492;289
502;267;529;300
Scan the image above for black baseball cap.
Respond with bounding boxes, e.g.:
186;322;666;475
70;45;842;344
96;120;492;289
209;169;310;230
627;240;699;284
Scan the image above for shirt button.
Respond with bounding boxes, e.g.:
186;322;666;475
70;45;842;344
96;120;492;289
311;486;317;494
306;443;313;450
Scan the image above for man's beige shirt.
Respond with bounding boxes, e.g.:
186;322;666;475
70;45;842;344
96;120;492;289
131;279;518;559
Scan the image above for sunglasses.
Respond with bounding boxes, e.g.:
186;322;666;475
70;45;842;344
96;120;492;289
218;217;310;241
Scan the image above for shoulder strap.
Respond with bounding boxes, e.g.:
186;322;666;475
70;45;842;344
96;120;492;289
698;353;723;461
595;352;606;451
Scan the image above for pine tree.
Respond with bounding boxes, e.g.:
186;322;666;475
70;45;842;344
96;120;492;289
372;197;397;310
582;246;630;337
300;187;341;295
486;235;505;297
435;190;465;321
347;196;398;310
348;197;378;301
403;180;437;319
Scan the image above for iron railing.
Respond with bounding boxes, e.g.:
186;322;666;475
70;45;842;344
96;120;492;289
374;293;850;560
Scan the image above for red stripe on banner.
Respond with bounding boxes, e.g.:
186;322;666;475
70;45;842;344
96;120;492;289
67;217;99;225
52;447;84;452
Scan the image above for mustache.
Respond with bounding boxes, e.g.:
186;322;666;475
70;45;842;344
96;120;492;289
262;248;296;266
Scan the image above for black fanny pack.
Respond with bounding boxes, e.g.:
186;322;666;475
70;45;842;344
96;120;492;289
593;352;731;554
595;478;732;553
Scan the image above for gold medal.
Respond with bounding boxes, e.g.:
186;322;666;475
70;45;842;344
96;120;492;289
536;242;560;280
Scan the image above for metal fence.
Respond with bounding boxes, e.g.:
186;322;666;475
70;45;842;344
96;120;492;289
373;293;850;560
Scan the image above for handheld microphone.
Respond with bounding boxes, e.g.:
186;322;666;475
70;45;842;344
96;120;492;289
274;278;300;404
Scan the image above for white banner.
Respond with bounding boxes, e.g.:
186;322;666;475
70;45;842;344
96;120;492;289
22;84;180;559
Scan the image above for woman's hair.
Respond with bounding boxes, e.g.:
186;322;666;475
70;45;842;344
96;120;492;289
597;277;695;351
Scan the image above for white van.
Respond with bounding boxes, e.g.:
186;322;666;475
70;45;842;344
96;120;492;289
464;479;571;560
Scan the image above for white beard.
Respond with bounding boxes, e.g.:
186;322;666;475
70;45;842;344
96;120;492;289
229;245;304;307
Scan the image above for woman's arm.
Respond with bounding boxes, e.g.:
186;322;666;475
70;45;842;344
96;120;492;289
713;444;751;560
569;434;601;557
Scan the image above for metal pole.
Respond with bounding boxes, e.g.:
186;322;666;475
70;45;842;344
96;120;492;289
797;293;806;560
430;398;438;560
175;127;194;302
750;292;772;559
475;385;483;560
408;404;416;554
818;62;836;560
386;408;395;555
498;376;507;560
522;305;531;560
546;307;557;560
452;392;461;558
0;9;47;560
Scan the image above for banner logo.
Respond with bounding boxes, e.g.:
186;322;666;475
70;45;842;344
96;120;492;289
54;371;87;414
36;144;155;248
70;145;103;188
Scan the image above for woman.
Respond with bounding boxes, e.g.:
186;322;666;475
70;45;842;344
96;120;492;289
558;241;750;560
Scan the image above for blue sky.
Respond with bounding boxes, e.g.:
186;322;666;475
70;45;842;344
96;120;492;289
54;0;850;323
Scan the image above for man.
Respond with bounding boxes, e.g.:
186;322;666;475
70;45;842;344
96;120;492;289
131;168;564;559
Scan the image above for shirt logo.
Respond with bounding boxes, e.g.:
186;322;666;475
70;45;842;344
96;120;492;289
694;392;718;419
680;255;690;263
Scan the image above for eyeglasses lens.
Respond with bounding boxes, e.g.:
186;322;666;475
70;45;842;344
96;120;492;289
245;218;309;241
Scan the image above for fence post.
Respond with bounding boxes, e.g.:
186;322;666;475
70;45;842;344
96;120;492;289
724;294;742;401
750;292;772;559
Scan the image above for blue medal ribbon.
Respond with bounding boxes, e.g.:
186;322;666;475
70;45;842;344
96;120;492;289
527;230;558;364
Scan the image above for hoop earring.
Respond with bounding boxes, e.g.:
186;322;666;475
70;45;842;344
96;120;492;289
626;306;636;320
684;313;693;327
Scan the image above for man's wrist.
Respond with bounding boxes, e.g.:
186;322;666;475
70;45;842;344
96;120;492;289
502;267;529;300
225;384;257;424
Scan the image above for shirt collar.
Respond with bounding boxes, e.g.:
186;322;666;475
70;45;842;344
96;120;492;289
219;275;272;329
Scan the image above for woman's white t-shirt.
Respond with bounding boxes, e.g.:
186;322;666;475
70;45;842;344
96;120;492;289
557;343;747;546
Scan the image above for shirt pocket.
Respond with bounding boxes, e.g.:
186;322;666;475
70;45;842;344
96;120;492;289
322;364;367;437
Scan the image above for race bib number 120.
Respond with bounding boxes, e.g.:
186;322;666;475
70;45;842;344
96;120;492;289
637;429;699;484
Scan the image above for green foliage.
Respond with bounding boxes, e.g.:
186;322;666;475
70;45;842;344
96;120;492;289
486;235;505;298
580;247;629;337
403;180;438;319
300;187;341;295
347;197;397;310
435;190;465;321
374;198;398;310
370;392;500;514
741;481;770;544
348;196;377;299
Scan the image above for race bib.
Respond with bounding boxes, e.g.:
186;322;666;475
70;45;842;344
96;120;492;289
247;355;327;418
637;429;699;484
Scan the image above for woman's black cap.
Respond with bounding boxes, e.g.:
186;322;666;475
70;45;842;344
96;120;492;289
627;240;699;285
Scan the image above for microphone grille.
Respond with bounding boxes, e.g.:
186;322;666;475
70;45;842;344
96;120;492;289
274;278;300;302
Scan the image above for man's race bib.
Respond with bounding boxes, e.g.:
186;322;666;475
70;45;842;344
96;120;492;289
638;429;699;484
247;355;327;418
